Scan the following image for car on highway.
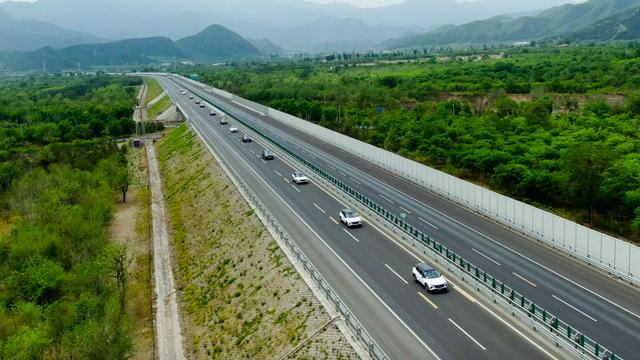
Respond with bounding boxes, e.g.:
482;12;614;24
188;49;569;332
261;149;274;160
339;209;362;228
291;171;308;184
229;126;239;133
199;103;205;108
412;263;448;292
242;134;252;142
210;110;217;116
195;100;200;104
219;118;228;125
188;95;194;99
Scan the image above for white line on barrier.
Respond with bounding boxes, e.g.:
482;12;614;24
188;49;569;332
449;318;486;351
552;295;598;322
385;264;408;284
472;248;502;266
418;217;439;229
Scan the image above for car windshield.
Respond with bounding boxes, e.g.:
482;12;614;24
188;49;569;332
294;172;305;177
424;269;441;279
344;210;358;218
264;150;272;155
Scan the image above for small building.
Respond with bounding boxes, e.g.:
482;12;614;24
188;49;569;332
132;138;141;148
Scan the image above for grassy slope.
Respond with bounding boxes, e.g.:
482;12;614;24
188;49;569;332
156;125;357;359
144;77;163;105
147;94;172;120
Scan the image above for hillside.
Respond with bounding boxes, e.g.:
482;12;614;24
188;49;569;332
249;39;284;55
381;0;640;48
175;24;260;58
561;7;640;41
0;24;261;72
0;9;101;51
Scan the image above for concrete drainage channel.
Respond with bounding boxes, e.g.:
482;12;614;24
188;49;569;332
200;96;620;360
175;102;388;359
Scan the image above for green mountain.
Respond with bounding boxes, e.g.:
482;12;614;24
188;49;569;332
0;9;102;51
381;0;640;48
561;7;640;41
0;24;261;71
175;25;260;59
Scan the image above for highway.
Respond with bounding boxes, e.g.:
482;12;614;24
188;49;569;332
163;74;640;359
154;75;554;359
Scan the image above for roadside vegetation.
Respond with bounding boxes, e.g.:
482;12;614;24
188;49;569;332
147;94;173;120
157;125;356;359
143;77;163;105
192;44;640;242
0;75;143;358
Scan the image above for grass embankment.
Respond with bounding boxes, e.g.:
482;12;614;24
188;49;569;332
147;94;173;120
143;78;163;105
156;125;357;359
109;146;154;360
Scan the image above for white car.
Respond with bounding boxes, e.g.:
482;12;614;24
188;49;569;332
412;263;448;292
229;127;239;133
339;209;362;228
291;171;309;184
210;110;217;116
219;118;228;125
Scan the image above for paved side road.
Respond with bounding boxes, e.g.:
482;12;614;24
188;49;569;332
147;141;185;360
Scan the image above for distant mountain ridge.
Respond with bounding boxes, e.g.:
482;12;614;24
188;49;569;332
0;9;102;51
381;0;640;48
0;24;261;72
561;7;640;41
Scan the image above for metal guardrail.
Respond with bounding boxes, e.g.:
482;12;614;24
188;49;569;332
185;82;621;360
169;82;389;360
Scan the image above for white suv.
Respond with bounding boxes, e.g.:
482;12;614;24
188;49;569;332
412;263;448;292
339;209;362;228
291;171;308;184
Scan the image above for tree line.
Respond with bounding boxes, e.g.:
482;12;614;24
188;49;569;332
0;75;140;358
194;45;640;241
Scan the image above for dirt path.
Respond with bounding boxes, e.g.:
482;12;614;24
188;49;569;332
147;141;185;360
134;83;149;123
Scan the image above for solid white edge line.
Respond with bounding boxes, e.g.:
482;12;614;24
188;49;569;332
189;102;443;360
343;229;361;243
448;318;487;351
472;248;502;267
552;295;598;323
385;263;409;285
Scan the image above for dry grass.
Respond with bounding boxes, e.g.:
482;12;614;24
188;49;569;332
156;125;357;360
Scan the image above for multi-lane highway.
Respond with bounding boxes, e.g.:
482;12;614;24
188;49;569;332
154;75;558;359
156;73;639;359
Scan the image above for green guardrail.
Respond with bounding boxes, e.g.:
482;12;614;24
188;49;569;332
176;76;620;360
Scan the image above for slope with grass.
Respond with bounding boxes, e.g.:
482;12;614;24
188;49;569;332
156;125;357;359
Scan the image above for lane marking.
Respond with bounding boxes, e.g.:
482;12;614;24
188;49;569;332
328;164;337;170
513;272;537;287
448;318;486;351
454;285;477;303
552;295;598;322
351;177;362;185
261;160;267;164
417;217;439;229
274;170;282;177
384;264;408;284
379;194;395;204
313;203;326;214
417;291;439;309
291;184;301;193
343;229;360;243
284;178;290;183
339;171;347;176
399;206;413;214
472;248;502;267
329;216;340;225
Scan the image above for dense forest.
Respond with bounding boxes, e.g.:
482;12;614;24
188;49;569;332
194;45;640;242
0;75;140;358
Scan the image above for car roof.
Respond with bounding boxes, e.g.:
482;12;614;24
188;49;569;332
416;262;435;271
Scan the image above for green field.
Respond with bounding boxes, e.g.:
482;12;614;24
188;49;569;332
147;94;172;120
144;77;164;105
192;44;640;242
